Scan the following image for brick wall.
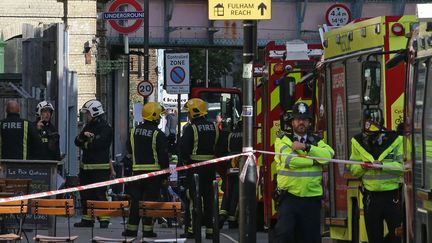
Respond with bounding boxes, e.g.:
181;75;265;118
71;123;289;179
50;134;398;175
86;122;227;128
129;49;158;106
0;0;98;109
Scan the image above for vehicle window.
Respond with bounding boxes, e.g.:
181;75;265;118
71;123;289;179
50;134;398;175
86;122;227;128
198;91;241;131
422;58;432;189
413;59;427;188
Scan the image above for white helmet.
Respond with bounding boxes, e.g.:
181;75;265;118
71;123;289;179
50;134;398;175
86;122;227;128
81;99;104;117
36;101;54;117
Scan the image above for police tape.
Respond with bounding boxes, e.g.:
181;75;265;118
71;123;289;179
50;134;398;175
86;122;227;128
0;149;404;203
255;150;404;171
0;152;251;203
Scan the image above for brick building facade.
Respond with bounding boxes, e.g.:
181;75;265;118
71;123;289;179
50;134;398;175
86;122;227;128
0;0;122;109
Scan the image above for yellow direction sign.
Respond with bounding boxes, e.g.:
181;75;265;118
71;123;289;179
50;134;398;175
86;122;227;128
208;0;271;20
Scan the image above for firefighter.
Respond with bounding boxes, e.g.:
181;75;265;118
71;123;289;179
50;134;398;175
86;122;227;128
179;98;219;239
273;102;334;243
348;115;403;243
74;99;113;228
215;119;242;229
0;100;40;160
32;101;61;161
122;102;169;238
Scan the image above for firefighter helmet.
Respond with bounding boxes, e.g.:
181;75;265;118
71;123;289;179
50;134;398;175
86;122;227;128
36;101;54;117
81;99;104;117
291;102;312;120
184;98;208;118
142;102;165;121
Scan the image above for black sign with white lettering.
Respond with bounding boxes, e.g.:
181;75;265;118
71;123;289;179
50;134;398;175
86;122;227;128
6;164;51;227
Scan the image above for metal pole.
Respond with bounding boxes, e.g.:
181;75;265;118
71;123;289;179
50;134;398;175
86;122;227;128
212;180;220;243
177;94;181;145
194;174;202;243
239;20;257;243
144;0;149;103
205;49;209;88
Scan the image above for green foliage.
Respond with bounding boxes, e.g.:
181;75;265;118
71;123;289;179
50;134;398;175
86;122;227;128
189;49;235;87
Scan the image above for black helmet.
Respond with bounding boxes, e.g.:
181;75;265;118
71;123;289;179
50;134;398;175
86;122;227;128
291;102;312;120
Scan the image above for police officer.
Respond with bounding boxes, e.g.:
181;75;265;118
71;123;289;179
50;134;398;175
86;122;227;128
348;117;403;243
0;100;40;160
179;98;219;239
215;120;242;229
74;100;113;228
122;102;169;238
273;102;334;243
32;101;60;161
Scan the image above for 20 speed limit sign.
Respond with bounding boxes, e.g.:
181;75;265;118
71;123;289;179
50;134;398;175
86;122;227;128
137;80;153;97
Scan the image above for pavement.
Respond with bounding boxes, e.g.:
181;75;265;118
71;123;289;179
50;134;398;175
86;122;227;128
15;216;335;243
18;216;268;243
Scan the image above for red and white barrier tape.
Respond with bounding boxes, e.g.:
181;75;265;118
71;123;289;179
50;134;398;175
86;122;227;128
0;149;404;203
255;149;404;171
0;152;250;203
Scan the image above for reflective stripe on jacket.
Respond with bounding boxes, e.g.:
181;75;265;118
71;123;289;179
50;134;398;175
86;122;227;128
0;113;35;160
275;134;334;197
348;135;403;192
188;122;219;161
127;122;169;172
74;117;113;167
80;163;110;170
130;127;161;171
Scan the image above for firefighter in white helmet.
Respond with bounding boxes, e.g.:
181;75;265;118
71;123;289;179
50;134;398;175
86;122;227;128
74;99;113;228
32;101;60;161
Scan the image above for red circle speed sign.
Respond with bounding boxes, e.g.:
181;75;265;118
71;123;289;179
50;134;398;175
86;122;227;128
137;81;153;97
108;0;143;33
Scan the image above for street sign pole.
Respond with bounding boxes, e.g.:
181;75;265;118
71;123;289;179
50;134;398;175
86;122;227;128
239;20;257;243
144;0;149;103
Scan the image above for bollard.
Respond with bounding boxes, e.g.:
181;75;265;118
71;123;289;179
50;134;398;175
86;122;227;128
213;180;220;243
194;174;202;243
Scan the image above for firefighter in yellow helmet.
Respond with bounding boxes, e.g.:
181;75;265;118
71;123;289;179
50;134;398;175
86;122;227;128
348;110;403;243
179;98;219;239
122;102;169;238
273;102;334;243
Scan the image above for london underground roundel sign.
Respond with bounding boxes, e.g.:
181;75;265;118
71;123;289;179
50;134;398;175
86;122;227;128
106;0;144;34
326;4;351;27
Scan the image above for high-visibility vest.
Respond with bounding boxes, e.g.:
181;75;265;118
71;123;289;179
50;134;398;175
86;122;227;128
275;134;334;197
349;135;403;192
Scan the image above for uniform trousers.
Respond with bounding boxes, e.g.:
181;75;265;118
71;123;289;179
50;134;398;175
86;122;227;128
185;169;215;234
363;188;402;243
126;175;161;232
220;172;239;221
274;193;321;243
79;169;110;222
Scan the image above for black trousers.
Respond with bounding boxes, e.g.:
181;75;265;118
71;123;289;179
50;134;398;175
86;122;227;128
220;173;239;221
185;170;215;233
126;176;161;232
79;169;110;222
363;189;402;243
274;193;321;243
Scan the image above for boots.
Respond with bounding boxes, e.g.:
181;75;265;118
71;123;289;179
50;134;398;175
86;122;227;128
122;230;137;237
73;220;94;228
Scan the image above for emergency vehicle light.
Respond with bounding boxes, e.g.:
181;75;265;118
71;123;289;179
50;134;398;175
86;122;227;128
391;23;405;36
274;63;285;75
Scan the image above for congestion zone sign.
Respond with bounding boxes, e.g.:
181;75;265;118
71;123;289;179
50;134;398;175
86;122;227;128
103;0;144;33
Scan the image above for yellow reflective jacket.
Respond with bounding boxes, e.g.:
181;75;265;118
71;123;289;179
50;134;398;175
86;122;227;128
275;133;334;197
348;134;403;192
